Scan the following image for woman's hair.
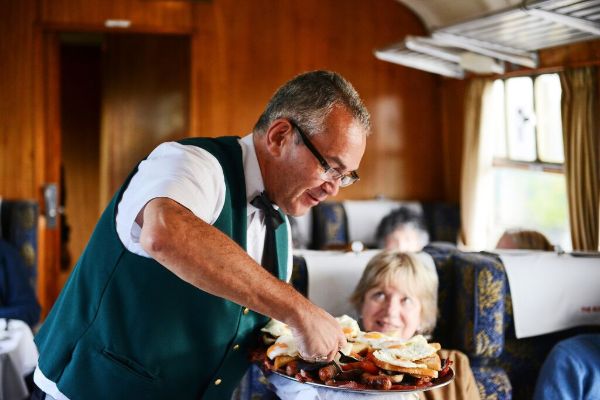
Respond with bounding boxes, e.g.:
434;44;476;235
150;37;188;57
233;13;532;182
350;251;439;335
496;229;554;251
253;70;371;138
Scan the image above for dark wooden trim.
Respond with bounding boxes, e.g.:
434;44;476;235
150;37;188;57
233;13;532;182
492;157;564;173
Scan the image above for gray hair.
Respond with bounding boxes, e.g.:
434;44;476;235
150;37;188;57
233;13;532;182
376;207;429;249
253;70;371;137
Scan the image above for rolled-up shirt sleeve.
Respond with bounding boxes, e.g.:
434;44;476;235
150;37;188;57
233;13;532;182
116;142;226;257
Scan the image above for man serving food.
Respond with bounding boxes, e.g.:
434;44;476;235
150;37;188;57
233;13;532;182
32;70;371;400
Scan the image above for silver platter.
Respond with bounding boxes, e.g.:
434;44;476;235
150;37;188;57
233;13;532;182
265;367;455;394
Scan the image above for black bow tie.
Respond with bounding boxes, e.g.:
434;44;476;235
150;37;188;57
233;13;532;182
251;191;284;229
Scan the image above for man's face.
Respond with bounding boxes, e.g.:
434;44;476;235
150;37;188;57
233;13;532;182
266;107;367;217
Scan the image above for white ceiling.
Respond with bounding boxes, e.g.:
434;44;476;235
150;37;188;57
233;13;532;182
398;0;523;30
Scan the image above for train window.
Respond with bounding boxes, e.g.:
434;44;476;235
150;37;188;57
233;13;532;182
535;74;564;164
489;74;571;250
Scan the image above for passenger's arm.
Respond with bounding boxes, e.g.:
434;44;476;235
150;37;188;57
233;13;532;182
137;197;346;361
0;243;41;327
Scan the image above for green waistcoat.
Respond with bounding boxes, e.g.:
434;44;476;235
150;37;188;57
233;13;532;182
35;137;288;399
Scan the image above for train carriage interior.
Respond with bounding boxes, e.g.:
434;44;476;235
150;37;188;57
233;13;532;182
1;0;599;399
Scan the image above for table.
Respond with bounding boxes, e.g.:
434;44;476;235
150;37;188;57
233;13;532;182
0;319;38;400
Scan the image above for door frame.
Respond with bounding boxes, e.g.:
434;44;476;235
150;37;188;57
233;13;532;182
37;26;194;318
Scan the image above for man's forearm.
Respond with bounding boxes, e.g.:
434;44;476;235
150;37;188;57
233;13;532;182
138;197;311;326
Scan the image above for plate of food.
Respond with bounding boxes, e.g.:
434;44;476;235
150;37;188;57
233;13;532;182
265;364;454;394
252;316;455;394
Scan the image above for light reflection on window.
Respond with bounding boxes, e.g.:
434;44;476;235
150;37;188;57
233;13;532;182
535;74;564;163
505;77;536;161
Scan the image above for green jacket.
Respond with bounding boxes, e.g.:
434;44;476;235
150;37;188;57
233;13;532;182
35;137;288;399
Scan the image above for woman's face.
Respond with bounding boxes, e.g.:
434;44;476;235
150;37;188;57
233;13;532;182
360;280;422;340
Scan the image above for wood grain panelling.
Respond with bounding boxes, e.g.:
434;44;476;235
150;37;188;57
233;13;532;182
60;43;102;284
0;0;37;199
37;33;64;318
41;0;193;33
100;34;190;205
440;79;466;204
539;39;600;68
192;0;443;201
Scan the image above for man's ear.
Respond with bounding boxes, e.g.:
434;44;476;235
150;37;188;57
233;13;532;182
265;119;294;157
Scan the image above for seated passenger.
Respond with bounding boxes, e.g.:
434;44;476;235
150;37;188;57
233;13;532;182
0;238;41;328
350;251;480;400
495;228;553;251
533;334;600;400
376;207;429;251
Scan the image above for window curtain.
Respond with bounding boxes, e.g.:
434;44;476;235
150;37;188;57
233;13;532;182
460;79;495;250
559;67;600;251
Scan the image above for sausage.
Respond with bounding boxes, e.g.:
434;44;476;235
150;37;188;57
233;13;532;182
439;358;453;377
318;364;339;382
340;360;379;374
262;358;274;371
361;372;392;390
296;370;317;383
285;361;298;376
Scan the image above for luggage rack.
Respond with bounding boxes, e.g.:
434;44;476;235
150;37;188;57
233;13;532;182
375;0;600;78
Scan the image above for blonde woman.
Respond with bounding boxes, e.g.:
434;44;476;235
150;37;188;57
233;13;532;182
350;251;481;400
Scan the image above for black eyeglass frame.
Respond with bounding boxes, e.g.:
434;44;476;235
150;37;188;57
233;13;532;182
288;120;359;187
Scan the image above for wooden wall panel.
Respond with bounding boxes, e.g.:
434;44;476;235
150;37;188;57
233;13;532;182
60;44;102;283
539;39;600;68
41;0;193;33
192;0;443;201
0;0;37;199
440;79;466;203
100;34;190;205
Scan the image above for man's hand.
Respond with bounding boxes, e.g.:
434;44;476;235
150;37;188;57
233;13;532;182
288;304;347;362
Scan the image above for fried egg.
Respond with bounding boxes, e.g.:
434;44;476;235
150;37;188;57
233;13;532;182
373;335;437;367
266;334;299;359
336;315;360;339
373;349;427;369
261;319;292;338
354;331;404;349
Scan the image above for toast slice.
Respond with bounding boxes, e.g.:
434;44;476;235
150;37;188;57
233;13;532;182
371;354;439;378
416;353;441;371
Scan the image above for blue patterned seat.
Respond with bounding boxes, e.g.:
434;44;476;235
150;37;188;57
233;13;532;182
309;200;460;250
310;202;348;249
495;257;600;400
427;246;600;400
425;244;511;400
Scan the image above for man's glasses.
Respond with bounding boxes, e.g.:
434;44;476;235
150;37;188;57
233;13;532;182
289;120;359;188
